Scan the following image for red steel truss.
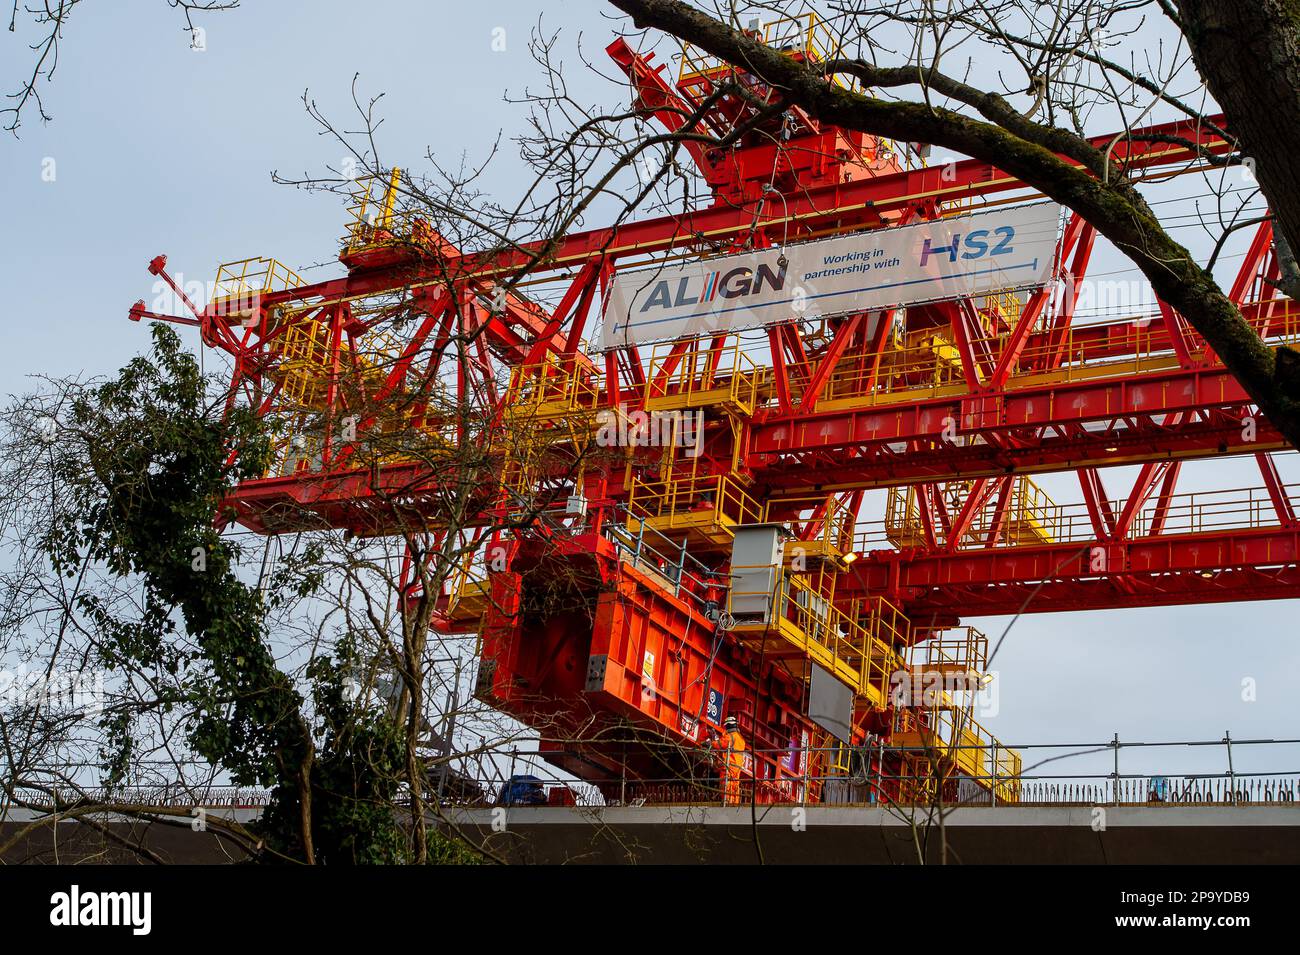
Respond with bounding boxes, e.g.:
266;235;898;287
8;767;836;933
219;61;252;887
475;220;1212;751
128;17;1296;802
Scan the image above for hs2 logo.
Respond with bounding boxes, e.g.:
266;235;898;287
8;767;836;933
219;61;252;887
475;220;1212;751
919;227;1016;268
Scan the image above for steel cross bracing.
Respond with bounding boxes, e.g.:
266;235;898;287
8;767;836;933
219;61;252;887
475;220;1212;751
128;17;1294;804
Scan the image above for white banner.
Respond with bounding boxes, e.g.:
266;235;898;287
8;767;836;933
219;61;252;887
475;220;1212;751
599;202;1063;350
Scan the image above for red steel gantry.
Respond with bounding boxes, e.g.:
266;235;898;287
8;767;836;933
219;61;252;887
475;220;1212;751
130;15;1298;804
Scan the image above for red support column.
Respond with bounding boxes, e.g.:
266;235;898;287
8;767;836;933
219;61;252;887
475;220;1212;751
1256;451;1297;527
990;213;1086;388
522;261;600;367
321;305;346;466
768;325;793;414
1042;222;1096;370
799;313;865;413
983;477;1014;546
1114;460;1174;540
1147;461;1183;536
863;308;895;394
943;478;995;552
1078;468;1116;540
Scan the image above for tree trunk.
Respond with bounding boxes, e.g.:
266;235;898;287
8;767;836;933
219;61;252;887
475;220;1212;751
1176;1;1300;266
297;735;316;865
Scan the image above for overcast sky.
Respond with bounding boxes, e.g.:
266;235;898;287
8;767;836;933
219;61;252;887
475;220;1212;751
2;0;1295;788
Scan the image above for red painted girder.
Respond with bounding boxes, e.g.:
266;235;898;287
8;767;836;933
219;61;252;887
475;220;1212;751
1157;300;1197;369
1147;461;1182;537
1021;298;1291;369
886;567;1300;617
756;418;1280;491
944;477;995;551
1230;220;1276;305
252;116;1230;310
947;299;992;388
221;461;489;535
799;313;865;412
522;261;601;366
222;406;1281;534
606;39;722;183
915;484;939;549
1078;468;1116;539
750;362;1261;457
983;477;1014;547
1114;459;1179;539
844;525;1300;608
1025;214;1092;375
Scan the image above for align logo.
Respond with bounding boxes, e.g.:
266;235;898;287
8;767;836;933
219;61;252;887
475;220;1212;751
49;885;151;936
638;260;787;312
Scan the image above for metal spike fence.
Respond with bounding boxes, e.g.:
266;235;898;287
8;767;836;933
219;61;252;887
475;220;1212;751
7;737;1299;811
6;786;271;811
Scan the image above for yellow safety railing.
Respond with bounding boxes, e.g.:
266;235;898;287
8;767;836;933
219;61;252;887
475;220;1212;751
991;744;1022;799
273;321;333;408
883;476;1062;550
817;328;967;407
893;702;1021;802
858;593;910;649
496;425;547;511
679;12;842;83
775;493;857;564
211;257;304;315
795;296;1300;413
1006;475;1062;544
645;337;760;415
1128;482;1299;537
852;594;909;699
506;357;600;420
366;399;460;468
342;167;434;255
984;289;1026;333
910;625;989;682
353;326;401;373
921;296;1300;390
865;479;1300;552
820;733;854;776
495;416;596;515
262;313;461;472
270;318;401;410
445;552;492;624
727;568;903;705
495;359;602;503
883;484;920;548
628;472;766;529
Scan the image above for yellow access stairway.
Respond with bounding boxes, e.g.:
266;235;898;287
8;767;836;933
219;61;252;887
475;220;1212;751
723;556;1020;800
892;703;1022;803
727;568;905;708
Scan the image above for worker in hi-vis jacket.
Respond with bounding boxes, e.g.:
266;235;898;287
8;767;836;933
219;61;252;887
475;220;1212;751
710;716;747;805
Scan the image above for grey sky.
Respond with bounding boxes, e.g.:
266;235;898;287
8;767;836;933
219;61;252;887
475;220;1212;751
2;0;1295;786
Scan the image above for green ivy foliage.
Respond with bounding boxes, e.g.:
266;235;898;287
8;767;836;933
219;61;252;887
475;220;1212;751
37;324;475;864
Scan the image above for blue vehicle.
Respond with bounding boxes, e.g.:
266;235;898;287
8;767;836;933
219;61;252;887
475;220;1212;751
498;774;548;806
